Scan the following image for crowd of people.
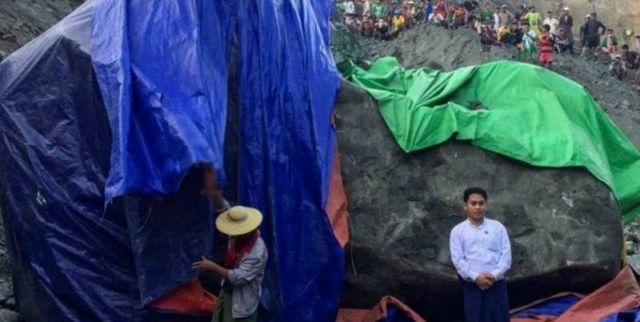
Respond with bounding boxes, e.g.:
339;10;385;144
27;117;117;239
336;0;640;88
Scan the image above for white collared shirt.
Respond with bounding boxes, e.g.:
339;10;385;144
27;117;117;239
449;217;512;282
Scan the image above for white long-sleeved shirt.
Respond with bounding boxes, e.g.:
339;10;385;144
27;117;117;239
344;1;355;15
449;217;511;282
363;1;371;16
543;17;560;35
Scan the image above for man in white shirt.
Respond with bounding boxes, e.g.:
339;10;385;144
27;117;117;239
362;0;372;17
450;187;511;322
543;11;560;35
344;0;356;15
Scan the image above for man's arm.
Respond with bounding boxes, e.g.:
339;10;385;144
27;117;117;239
450;227;480;281
490;224;512;280
192;256;229;279
227;245;267;286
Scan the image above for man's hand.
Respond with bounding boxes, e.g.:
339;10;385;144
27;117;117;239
192;256;230;279
201;167;228;210
201;167;220;199
474;273;495;290
192;256;216;272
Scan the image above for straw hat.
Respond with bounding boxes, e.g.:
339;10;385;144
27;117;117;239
216;206;263;236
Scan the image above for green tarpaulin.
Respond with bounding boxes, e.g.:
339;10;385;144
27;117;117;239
342;57;640;224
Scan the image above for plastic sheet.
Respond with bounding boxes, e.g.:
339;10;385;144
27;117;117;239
510;266;640;322
93;0;345;320
235;1;344;320
336;296;427;322
554;265;640;322
343;57;640;224
91;0;234;201
0;13;215;313
510;293;583;322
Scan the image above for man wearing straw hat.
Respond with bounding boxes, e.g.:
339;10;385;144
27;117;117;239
193;206;268;322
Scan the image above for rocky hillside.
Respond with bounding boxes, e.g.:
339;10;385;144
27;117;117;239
343;24;640;148
0;0;84;58
497;0;640;38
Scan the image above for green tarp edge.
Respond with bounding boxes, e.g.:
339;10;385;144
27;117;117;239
341;57;640;225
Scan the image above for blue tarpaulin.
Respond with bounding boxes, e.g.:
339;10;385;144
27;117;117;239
603;311;640;322
235;0;343;320
0;0;343;321
512;294;582;319
91;0;234;201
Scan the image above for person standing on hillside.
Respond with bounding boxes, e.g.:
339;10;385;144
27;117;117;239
496;5;511;30
434;0;448;25
621;44;639;70
558;7;575;55
372;0;387;19
424;0;434;22
479;2;492;24
514;4;527;23
522;24;538;61
581;13;606;58
344;0;356;16
362;0;372;17
523;5;541;35
542;11;559;35
538;24;555;66
450;187;512;322
492;6;501;31
633;35;640;54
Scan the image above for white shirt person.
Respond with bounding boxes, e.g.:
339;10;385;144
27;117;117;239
450;217;511;283
449;187;511;322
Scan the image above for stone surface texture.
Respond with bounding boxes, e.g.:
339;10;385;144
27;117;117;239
335;81;623;322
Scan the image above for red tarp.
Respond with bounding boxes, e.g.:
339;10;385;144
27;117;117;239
512;265;640;322
553;265;640;322
150;278;217;315
337;296;427;322
326;151;350;248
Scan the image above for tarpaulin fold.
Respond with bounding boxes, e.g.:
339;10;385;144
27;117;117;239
510;265;640;322
510;293;584;322
91;0;234;201
337;296;427;322
554;265;640;322
343;57;640;224
236;0;344;321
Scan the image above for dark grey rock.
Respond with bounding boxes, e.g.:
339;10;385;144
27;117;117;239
0;309;19;322
335;81;622;322
0;0;85;55
0;280;12;304
3;298;14;311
